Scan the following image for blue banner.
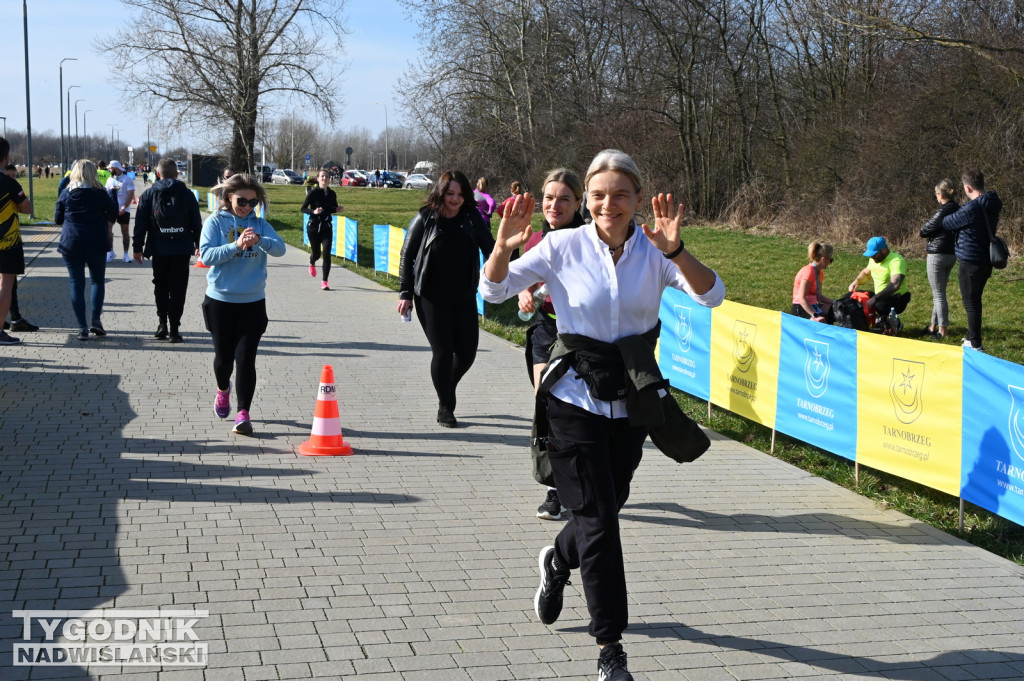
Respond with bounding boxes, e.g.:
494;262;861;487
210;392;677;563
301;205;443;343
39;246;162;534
344;217;358;262
961;351;1024;527
477;252;485;315
775;316;858;460
302;213;310;246
373;225;389;272
658;287;713;400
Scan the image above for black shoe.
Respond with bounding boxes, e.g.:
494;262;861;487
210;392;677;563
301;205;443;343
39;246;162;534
0;330;22;345
10;318;39;332
77;328;90;341
537;489;565;520
437;405;457;428
534;545;571;625
90;323;106;337
154;323;168;340
2;321;8;330
597;643;634;681
169;330;183;343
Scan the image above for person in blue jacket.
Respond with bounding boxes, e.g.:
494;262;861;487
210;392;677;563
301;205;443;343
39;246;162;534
54;160;118;340
199;173;286;435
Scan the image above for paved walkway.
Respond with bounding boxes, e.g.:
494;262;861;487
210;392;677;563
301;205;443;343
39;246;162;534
2;212;1024;681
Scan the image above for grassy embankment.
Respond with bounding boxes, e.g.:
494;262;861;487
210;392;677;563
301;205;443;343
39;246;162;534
27;179;1024;564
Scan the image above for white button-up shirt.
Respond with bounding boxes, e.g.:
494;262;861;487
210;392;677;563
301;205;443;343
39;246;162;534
480;221;725;417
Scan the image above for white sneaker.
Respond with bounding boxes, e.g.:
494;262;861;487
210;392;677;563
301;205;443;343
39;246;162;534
962;338;985;352
123;253;132;263
106;251;115;262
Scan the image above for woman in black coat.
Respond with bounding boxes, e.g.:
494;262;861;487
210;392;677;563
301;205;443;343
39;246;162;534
55;160;118;340
396;170;495;428
918;178;960;339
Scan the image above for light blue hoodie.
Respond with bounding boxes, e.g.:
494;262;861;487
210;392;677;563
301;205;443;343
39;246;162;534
200;209;287;303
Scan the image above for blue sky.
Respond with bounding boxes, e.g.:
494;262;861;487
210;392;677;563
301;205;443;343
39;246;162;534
0;0;420;154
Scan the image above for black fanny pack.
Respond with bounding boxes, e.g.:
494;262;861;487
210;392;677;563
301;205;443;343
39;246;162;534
571;347;628;401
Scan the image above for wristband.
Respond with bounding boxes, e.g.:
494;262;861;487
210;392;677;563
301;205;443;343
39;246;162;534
663;240;685;259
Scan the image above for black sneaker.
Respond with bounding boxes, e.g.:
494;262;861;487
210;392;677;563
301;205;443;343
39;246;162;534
437;405;457;428
0;330;22;345
537;489;565;520
10;318;39;332
534;545;570;625
169;330;183;343
154;323;168;340
77;328;90;341
90;323;106;337
597;643;634;681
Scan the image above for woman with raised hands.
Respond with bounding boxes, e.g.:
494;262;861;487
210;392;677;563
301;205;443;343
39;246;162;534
480;149;724;681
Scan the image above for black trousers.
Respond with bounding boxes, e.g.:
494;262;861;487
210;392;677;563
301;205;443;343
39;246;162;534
546;397;648;644
308;225;332;282
958;259;991;348
152;254;192;327
201;296;268;412
414;294;479;411
874;291;910;320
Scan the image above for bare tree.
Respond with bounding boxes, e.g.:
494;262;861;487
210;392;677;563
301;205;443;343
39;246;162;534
102;0;347;175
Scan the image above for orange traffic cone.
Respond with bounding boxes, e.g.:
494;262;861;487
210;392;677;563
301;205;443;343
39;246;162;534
298;365;353;456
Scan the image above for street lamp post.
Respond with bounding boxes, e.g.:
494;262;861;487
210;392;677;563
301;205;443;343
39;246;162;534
0;117;6;138
59;57;77;173
22;0;36;215
82;110;92;158
74;99;84;160
65;85;79;162
374;102;389;172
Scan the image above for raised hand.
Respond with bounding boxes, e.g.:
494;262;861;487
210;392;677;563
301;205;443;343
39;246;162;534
641;193;683;254
495;193;536;252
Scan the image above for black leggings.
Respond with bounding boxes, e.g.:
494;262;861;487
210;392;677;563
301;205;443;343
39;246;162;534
414;294;479;411
308;226;332;282
202;296;269;411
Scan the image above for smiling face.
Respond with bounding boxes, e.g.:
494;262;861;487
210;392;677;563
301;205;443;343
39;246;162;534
441;181;465;218
543;181;581;229
318;170;329;188
587;170;642;235
230;189;259;218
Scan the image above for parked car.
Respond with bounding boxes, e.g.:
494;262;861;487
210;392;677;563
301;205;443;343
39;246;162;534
254;165;274;182
403;174;433;190
380;171;404;188
271;169;303;185
341;170;367;187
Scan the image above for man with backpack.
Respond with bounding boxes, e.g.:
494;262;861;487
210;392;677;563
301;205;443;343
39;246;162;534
132;158;202;343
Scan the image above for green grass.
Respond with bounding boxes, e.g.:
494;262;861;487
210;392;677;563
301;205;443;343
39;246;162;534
29;180;1024;564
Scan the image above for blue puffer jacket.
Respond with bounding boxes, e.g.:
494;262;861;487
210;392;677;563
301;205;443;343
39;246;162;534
942;190;1002;264
55;186;118;258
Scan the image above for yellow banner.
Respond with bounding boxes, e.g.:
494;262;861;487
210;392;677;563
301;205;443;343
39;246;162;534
856;334;963;495
709;300;780;427
388;226;404;276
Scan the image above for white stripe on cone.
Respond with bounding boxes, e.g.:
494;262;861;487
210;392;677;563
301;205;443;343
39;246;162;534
311;416;342;437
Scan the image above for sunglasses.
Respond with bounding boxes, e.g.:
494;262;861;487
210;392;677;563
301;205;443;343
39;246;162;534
234;197;260;208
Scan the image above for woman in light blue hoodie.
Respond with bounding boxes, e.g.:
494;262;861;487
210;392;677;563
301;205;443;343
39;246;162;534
199;174;286;435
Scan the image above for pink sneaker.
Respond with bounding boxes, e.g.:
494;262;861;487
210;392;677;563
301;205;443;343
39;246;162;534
232;409;253;435
321;281;329;290
214;384;231;418
308;264;316;277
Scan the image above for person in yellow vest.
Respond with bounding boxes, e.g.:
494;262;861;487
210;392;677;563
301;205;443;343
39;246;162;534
848;236;910;334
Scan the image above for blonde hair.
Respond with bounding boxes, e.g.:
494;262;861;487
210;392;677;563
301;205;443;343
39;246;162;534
935;178;956;201
808;241;834;262
585;149;642;193
476;177;488;192
542;168;584;202
68;160;104;190
211;173;267;212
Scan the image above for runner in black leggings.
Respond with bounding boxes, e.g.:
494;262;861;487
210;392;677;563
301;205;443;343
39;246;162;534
301;169;341;290
397;170;495;428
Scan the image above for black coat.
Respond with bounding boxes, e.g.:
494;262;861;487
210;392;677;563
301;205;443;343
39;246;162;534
918;200;959;255
398;207;495;301
132;178;203;258
55;186;118;258
301;186;338;235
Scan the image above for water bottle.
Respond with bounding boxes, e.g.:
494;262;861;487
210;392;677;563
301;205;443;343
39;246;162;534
518;284;549;322
401;308;412;323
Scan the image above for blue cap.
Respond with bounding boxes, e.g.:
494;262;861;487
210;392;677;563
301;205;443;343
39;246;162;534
863;236;888;257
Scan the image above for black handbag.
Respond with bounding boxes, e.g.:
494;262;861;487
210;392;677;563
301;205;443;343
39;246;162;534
982;206;1009;269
